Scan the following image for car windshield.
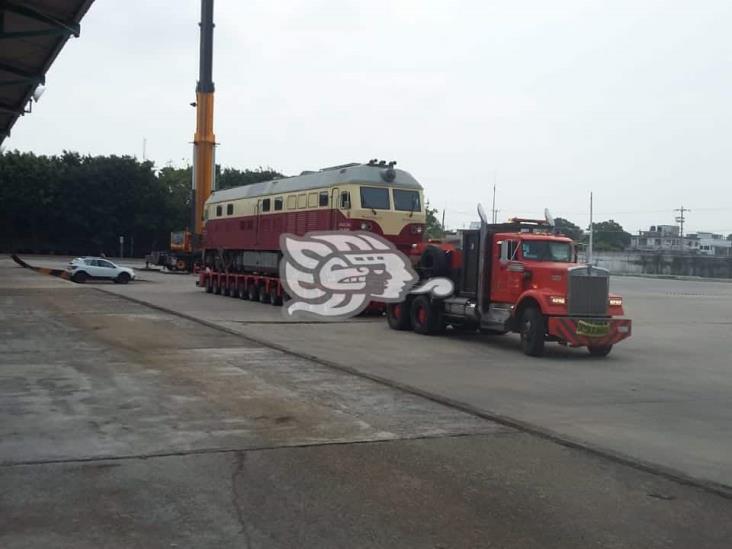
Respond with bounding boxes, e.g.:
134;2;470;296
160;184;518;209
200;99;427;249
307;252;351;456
393;189;421;212
521;240;572;262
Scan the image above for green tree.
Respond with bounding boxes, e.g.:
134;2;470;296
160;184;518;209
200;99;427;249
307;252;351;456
425;206;445;239
553;217;583;241
727;233;732;241
216;166;283;190
587;219;631;251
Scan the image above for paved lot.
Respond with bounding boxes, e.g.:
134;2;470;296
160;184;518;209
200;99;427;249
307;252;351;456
2;256;732;547
81;260;732;491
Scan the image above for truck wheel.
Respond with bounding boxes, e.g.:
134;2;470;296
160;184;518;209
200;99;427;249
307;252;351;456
237;283;247;299
247;283;258;301
213;278;221;295
258;285;271;304
205;276;213;293
73;271;88;284
519;306;546;357
386;301;412;331
588;345;613;357
269;286;282;306
410;295;444;335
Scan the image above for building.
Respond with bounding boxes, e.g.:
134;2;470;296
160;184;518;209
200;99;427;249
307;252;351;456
686;232;731;256
630;225;682;250
630;225;731;256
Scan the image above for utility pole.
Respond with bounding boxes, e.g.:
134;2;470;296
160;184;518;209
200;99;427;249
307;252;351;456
588;192;594;265
441;207;445;231
674;206;691;245
491;183;497;224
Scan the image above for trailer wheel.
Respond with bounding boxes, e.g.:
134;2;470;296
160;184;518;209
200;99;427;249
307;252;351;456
269;286;282;306
258;284;271;304
588;345;613;357
247;283;258;301
213;278;221;295
519;306;545;357
410;295;444;335
386;301;412;331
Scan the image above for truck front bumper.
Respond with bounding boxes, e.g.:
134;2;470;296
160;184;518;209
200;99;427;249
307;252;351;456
547;317;632;348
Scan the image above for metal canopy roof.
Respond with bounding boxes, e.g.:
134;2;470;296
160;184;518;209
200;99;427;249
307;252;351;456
0;0;94;145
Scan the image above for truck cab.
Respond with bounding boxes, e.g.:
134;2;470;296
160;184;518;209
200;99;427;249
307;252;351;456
388;208;631;357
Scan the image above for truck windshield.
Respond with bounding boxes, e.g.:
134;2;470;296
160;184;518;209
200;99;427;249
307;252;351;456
521;240;572;262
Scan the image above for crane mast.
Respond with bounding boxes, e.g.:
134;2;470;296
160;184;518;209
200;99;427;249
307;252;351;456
191;0;215;245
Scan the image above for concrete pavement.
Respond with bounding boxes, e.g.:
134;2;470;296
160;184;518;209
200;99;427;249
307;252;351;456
3;257;732;547
89;263;732;491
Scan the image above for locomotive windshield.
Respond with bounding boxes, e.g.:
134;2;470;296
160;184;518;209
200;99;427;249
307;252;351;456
521;240;572;262
360;187;390;210
393;189;421;212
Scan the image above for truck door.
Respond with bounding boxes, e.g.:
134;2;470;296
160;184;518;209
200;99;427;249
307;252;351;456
491;239;523;304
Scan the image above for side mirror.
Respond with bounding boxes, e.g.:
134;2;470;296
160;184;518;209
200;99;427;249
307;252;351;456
500;240;509;261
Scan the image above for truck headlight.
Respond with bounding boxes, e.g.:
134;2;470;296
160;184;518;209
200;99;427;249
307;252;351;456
609;297;623;307
360;222;373;230
549;296;566;305
411;225;424;234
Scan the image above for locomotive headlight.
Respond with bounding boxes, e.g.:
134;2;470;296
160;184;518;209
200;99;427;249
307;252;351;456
609;297;623;307
549;296;566;305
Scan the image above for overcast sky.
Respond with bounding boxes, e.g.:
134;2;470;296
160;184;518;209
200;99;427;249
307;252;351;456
7;0;732;235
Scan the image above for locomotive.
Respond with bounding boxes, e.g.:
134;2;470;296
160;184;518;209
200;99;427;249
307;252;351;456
202;160;427;273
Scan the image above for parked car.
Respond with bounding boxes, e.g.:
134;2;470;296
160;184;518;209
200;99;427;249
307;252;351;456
66;257;136;284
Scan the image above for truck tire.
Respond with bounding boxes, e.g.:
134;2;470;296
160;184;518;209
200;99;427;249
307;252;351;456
205;276;213;293
418;246;450;278
213;278;221;295
386;301;412;331
258;284;271;304
247;283;258;301
410;295;444;335
519;306;546;357
237;283;247;299
269;286;282;306
588;345;613;357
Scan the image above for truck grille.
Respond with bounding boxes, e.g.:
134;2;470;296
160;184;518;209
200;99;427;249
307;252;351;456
568;267;609;317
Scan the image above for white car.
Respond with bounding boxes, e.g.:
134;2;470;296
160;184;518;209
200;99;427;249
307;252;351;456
66;257;136;284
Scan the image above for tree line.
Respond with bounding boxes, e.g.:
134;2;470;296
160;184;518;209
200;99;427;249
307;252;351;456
0;150;639;255
0;151;280;256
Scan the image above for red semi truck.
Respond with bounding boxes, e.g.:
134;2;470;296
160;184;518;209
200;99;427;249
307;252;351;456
386;206;631;357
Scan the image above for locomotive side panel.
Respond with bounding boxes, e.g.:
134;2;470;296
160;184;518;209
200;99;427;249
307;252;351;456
202;164;427;272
